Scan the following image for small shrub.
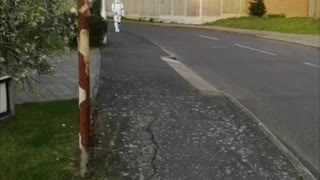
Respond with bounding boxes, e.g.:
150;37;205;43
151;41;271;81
89;0;108;47
63;12;78;48
249;0;266;17
149;18;154;22
89;16;108;47
267;13;286;18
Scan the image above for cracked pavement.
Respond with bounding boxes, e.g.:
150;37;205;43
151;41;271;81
90;31;302;179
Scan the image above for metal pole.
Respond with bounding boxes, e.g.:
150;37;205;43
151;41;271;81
78;0;90;177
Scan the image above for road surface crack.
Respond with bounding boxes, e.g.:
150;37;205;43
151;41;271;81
146;118;160;180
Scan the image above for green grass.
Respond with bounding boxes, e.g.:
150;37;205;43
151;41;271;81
0;100;79;180
207;17;320;34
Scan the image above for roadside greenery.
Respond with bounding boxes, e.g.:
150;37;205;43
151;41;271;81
206;17;320;34
1;0;109;86
249;0;266;17
0;0;77;86
89;0;109;47
0;100;78;179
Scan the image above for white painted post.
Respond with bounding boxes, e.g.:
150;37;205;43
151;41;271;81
239;0;242;15
138;0;140;17
148;0;150;17
184;0;187;16
100;0;107;20
220;0;223;16
171;0;174;16
199;0;203;20
100;0;107;44
309;0;315;17
159;0;161;16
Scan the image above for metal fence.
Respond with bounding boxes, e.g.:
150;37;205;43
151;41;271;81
105;0;246;24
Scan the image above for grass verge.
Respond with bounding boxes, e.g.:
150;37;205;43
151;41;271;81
206;17;320;34
0;100;78;180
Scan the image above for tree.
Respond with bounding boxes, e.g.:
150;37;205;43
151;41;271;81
249;0;267;17
0;0;77;86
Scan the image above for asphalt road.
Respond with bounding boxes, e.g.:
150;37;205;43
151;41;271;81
117;23;320;177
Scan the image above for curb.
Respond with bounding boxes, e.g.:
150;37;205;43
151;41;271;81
224;93;317;180
90;48;101;101
124;20;320;48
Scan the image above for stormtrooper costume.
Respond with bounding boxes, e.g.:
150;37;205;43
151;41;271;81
112;0;124;32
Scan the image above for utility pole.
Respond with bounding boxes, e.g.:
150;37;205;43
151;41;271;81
77;0;90;177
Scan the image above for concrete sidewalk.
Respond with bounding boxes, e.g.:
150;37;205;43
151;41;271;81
89;31;310;179
124;21;320;48
15;49;100;104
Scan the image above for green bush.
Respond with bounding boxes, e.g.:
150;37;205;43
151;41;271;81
62;12;78;48
89;0;108;47
89;15;108;47
0;0;77;85
267;13;286;18
249;0;266;17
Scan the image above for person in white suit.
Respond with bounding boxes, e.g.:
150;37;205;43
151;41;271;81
112;0;124;32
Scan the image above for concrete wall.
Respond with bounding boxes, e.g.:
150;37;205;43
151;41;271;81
203;0;221;16
264;0;309;17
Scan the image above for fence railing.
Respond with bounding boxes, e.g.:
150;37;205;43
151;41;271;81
105;0;246;24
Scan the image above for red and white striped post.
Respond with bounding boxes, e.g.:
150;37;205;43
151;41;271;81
77;0;90;177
